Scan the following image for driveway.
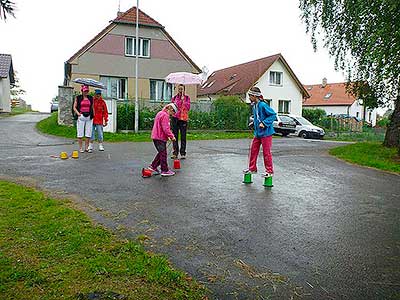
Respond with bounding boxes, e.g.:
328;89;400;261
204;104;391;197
1;113;399;300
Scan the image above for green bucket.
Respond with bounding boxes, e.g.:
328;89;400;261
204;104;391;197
243;173;253;184
263;176;273;187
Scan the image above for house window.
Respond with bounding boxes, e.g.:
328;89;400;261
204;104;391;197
125;37;150;57
356;112;360;118
150;80;173;102
369;111;372;121
278;100;290;113
269;71;283;85
100;76;128;99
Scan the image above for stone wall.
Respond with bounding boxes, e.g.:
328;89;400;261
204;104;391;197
58;86;74;126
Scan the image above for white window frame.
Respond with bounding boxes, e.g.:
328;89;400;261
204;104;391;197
125;37;150;58
150;79;173;102
100;76;128;100
278;100;290;113
269;71;283;86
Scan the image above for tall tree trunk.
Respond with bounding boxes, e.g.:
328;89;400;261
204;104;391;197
383;94;400;149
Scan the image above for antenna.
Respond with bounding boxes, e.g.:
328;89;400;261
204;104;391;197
118;0;121;12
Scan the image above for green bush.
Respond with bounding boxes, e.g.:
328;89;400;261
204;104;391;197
117;96;250;131
302;108;326;124
376;117;390;128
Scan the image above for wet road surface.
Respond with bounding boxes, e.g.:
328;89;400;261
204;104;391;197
1;113;399;299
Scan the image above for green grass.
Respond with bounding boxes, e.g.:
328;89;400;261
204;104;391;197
36;113;253;142
0;107;32;118
329;142;400;173
0;181;206;300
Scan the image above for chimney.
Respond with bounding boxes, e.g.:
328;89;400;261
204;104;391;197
322;77;327;88
117;11;123;18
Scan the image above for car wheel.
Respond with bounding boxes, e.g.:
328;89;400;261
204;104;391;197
300;131;308;139
282;132;289;137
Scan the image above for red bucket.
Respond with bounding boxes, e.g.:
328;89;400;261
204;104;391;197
142;168;152;178
173;159;181;169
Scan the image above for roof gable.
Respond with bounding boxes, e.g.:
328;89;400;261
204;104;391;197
66;6;200;72
113;6;163;28
198;54;309;98
303;82;356;106
0;54;14;83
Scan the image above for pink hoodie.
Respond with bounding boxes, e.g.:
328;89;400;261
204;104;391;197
151;109;175;141
171;94;190;120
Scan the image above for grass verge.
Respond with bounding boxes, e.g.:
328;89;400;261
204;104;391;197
36;113;253;142
329;142;400;173
0;181;206;300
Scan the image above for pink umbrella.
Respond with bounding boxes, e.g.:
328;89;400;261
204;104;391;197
165;72;203;85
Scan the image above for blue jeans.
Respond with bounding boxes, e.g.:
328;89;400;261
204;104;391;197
91;124;104;142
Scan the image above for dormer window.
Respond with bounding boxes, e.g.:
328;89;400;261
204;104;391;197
324;93;332;99
229;74;237;80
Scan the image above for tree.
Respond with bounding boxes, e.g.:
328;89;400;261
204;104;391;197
299;0;400;153
10;72;25;100
0;0;15;20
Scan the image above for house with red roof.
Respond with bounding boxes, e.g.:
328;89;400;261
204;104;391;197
0;54;15;113
303;78;377;126
65;6;200;102
198;54;309;116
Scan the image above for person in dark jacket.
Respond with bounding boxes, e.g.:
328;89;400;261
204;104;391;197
243;86;276;177
73;85;94;153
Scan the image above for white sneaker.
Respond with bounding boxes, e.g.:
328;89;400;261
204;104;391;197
261;172;274;177
243;168;257;174
99;143;105;151
88;143;93;151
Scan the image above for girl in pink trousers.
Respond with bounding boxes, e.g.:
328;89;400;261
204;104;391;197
148;103;177;177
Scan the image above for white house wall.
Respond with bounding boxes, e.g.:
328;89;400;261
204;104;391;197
245;59;303;116
0;77;11;113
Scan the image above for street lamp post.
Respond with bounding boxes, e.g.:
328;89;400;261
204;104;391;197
134;0;139;133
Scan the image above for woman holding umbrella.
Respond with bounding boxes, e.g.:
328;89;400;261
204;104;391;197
171;84;190;159
73;85;94;153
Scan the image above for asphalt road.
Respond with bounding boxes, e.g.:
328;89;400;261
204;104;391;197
1;113;399;300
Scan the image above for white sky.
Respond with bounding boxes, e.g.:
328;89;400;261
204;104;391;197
0;0;346;112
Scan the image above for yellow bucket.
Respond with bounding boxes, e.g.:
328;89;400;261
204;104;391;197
71;150;79;159
60;152;68;159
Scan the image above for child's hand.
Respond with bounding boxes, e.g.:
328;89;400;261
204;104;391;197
171;137;176;141
259;123;265;128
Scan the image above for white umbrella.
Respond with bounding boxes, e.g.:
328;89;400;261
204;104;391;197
165;72;203;85
73;78;106;89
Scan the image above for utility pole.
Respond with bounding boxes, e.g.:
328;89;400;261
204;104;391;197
134;1;139;133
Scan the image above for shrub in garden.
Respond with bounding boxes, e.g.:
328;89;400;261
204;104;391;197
302;108;326;125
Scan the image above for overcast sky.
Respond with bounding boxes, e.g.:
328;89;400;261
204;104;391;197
0;0;346;112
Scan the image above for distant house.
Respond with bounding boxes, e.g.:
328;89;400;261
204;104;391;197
197;54;309;116
0;54;15;113
64;6;201;102
303;78;377;126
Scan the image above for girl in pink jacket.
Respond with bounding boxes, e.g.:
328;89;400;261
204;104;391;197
148;103;177;177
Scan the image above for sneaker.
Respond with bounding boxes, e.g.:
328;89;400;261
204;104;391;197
148;165;160;175
79;148;84;153
243;168;257;174
171;154;178;159
88;143;93;151
161;170;175;177
180;154;186;159
99;143;105;151
87;148;92;153
261;172;274;178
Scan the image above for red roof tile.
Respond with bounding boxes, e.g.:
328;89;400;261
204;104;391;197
303;82;356;106
198;54;309;98
113;6;163;28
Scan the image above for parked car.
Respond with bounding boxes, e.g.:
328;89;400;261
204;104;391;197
50;101;58;113
273;114;296;136
287;114;325;139
248;114;296;137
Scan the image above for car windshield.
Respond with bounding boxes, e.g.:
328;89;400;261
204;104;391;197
294;116;313;125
